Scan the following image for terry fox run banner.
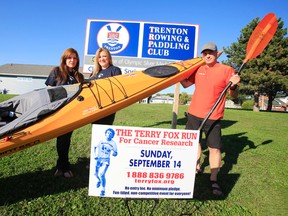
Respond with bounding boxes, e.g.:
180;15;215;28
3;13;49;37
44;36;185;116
88;125;199;199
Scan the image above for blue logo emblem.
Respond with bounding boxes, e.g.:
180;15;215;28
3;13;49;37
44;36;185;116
97;23;129;54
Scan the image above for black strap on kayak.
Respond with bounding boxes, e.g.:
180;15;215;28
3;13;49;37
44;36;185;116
87;76;128;109
143;65;179;78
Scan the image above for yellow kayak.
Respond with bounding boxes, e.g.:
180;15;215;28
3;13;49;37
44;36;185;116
0;55;209;157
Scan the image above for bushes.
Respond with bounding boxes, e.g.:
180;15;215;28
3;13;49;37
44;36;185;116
241;99;254;110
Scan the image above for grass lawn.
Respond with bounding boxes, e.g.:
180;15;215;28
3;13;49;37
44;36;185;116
0;101;287;215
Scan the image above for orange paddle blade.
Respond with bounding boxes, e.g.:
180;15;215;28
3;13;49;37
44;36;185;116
244;12;278;63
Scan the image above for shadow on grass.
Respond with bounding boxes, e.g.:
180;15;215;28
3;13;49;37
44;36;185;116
200;132;272;175
0;157;90;206
123;173;240;216
193;173;240;201
0;129;273;214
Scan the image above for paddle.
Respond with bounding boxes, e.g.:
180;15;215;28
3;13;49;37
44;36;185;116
198;12;278;130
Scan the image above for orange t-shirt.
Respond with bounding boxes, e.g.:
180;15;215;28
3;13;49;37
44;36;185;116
188;63;235;120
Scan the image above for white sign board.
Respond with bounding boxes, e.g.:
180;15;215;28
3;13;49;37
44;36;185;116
84;19;199;74
88;125;199;199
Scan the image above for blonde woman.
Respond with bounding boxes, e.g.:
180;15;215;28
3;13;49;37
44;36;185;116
90;47;122;125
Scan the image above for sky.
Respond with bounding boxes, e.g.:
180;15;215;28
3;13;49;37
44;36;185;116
0;0;287;94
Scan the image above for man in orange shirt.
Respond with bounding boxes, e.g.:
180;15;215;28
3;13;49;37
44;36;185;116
181;42;240;196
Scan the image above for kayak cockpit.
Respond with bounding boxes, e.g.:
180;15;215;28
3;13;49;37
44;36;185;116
0;84;82;138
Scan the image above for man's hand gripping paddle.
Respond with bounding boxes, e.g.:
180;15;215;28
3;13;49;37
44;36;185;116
198;12;278;130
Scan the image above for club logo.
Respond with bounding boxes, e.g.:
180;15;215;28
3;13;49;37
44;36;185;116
97;23;129;54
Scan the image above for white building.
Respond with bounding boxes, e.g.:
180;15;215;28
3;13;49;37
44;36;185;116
149;95;174;104
0;64;87;95
0;64;53;94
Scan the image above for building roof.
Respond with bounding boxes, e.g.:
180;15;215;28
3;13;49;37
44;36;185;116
152;95;174;100
0;64;86;78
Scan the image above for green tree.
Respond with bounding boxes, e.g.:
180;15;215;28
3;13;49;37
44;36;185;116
223;16;288;111
179;92;190;104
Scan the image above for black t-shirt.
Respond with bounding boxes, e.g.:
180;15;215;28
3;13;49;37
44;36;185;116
89;65;122;80
45;67;78;86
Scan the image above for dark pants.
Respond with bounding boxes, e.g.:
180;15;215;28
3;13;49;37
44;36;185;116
185;113;222;149
56;131;73;172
